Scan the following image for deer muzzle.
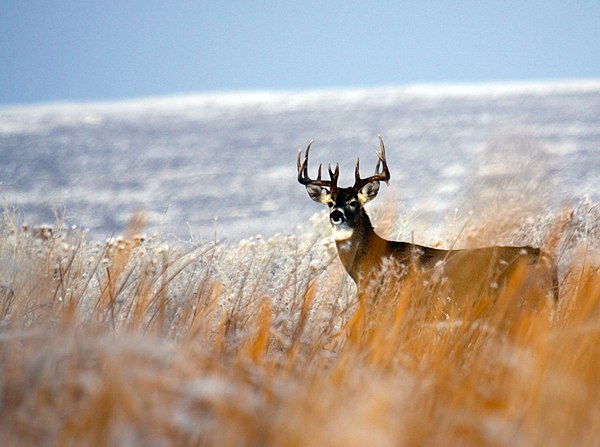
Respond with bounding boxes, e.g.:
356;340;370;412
330;209;345;225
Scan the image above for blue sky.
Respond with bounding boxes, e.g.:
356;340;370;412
1;1;599;105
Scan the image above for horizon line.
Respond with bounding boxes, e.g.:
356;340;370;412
2;77;600;111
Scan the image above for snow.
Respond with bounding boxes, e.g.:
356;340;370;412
0;80;598;241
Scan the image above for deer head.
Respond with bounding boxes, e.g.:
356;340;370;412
297;135;391;240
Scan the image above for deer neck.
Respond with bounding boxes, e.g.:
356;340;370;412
332;210;386;283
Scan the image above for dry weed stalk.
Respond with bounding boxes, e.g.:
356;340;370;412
0;207;598;446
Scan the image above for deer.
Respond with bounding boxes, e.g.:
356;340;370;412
297;136;559;308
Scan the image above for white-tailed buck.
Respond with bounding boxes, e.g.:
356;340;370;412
297;136;558;305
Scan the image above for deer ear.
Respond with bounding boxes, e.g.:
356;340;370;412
306;184;331;204
357;181;380;203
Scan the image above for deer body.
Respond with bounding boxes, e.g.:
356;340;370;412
298;136;558;303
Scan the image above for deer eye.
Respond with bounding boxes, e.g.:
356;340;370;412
327;201;334;208
348;199;358;207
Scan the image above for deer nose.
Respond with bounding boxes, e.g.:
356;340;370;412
330;209;345;225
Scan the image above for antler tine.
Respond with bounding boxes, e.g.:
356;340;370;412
376;134;387;176
297;141;338;191
328;162;340;185
377;134;386;158
297;140;311;175
353;135;391;191
376;134;390;185
297;142;311;184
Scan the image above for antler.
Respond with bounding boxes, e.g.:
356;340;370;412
353;134;391;192
297;141;340;192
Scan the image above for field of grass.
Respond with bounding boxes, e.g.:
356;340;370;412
0;199;599;447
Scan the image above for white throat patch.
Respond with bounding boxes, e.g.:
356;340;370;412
331;225;354;241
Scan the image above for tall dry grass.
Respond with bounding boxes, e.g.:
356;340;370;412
0;200;598;447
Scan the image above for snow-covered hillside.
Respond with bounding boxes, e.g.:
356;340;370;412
1;81;599;241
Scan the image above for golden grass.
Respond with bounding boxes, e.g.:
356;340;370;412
0;205;598;447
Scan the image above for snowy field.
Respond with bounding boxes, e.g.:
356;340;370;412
1;81;600;447
1;80;599;242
